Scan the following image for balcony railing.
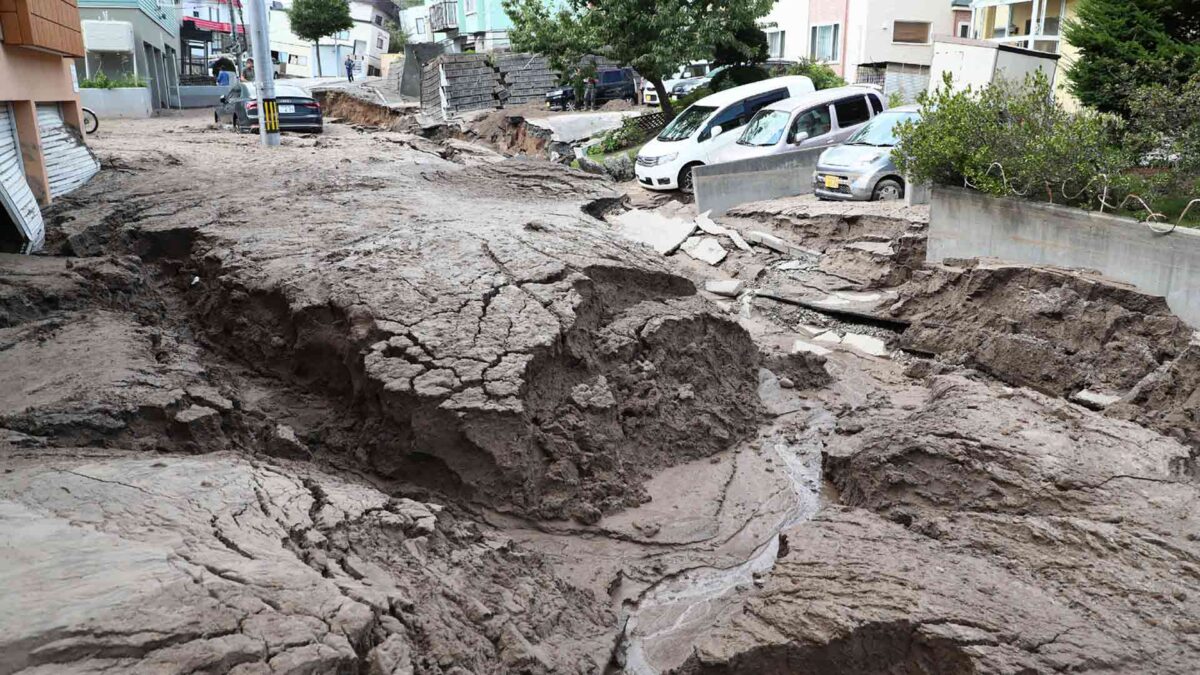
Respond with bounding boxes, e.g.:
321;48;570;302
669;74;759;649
429;0;458;33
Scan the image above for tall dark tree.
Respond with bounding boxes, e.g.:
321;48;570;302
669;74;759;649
713;24;769;67
288;0;355;77
1064;0;1200;116
502;0;773;119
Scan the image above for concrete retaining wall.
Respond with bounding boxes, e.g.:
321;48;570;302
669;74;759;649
80;87;153;118
929;186;1200;327
178;85;225;109
694;147;823;216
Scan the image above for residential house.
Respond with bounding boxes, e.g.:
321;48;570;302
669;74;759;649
1;0;99;252
759;0;955;103
399;2;431;45
77;0;181;108
952;0;973;38
425;0;542;52
967;0;1079;108
267;0;389;77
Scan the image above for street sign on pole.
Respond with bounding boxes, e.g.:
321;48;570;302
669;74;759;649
247;0;280;147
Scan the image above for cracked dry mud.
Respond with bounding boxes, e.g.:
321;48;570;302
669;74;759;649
3;113;1200;675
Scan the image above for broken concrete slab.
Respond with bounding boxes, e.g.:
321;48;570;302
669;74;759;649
841;332;890;357
696;211;753;253
791;340;832;357
746;230;819;258
682;237;728;266
704;279;745;297
1071;389;1122;410
611;210;697;255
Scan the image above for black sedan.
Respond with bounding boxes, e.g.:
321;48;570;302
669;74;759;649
215;82;323;133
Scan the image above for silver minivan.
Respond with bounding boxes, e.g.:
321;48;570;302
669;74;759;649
710;86;885;164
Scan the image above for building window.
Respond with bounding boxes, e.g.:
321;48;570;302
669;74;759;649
376;36;384;49
893;21;931;44
766;30;785;59
374;15;382;26
335;30;350;40
415;18;425;35
957;21;971;38
464;0;476;15
809;24;839;62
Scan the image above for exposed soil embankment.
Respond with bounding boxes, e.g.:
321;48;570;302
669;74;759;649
673;375;1200;674
313;90;416;132
43;130;765;524
891;263;1200;450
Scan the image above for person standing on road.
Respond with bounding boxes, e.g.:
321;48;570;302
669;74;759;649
241;58;254;82
345;55;355;83
583;74;597;110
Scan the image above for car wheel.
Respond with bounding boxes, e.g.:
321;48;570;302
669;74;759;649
872;178;904;201
679;163;703;194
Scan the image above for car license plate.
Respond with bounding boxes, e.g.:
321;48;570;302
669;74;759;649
279;104;295;114
824;175;840;189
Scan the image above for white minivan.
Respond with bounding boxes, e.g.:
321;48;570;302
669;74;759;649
635;76;816;192
709;86;886;165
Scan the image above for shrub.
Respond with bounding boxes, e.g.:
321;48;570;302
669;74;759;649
893;72;1135;210
785;58;845;90
588;117;648;155
709;65;769;92
80;72;148;89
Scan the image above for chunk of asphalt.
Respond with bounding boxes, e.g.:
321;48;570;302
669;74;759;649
697;211;753;252
704;279;745;297
682;237;728;266
611;210;696;255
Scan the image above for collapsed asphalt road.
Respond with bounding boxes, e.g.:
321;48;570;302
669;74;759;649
1;112;1198;674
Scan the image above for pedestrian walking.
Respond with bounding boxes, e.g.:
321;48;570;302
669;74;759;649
345;55;355;83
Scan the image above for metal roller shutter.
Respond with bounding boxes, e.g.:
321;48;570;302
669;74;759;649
0;104;45;253
36;104;100;199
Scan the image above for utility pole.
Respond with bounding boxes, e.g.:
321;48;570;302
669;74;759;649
247;0;280;146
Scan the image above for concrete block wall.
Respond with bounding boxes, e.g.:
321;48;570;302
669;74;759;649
439;54;504;115
495;53;557;105
694;148;825;216
929;186;1200;327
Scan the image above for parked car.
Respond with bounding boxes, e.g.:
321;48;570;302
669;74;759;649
546;68;637;110
642;62;716;106
813;104;921;201
635;76;816;192
215;83;323;134
670;66;728;98
710;86;886;165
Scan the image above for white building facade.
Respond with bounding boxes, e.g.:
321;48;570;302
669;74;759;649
266;0;390;78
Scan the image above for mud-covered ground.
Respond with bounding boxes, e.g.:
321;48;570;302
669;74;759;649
2;111;1198;675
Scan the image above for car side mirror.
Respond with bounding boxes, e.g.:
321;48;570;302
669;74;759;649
790;131;810;145
710;125;723;138
219;96;227;104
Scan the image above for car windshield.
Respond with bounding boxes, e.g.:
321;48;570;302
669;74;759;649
738;110;789;146
845;111;921;147
657;105;717;142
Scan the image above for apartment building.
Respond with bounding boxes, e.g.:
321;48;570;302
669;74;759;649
1;0;99;253
967;0;1080;108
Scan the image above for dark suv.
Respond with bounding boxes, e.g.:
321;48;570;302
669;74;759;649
546;68;637;110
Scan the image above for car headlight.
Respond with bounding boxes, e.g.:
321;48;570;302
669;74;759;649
658;153;678;163
854;152;887;169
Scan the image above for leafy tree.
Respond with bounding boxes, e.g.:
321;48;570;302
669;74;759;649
713;24;768;67
385;19;408;53
894;72;1133;210
288;0;354;77
502;0;773;119
785;58;845;90
1063;0;1200;117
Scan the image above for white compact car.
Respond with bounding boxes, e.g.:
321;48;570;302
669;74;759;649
635;76;816;192
709;86;886;165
